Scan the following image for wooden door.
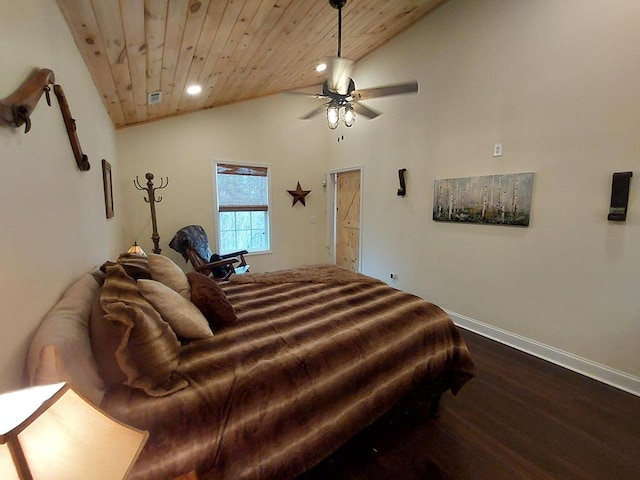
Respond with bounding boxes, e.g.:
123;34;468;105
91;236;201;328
336;170;361;272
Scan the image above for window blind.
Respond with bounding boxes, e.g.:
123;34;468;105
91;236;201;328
216;164;267;177
216;163;268;212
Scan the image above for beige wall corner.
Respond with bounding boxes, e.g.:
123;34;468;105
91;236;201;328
0;0;123;391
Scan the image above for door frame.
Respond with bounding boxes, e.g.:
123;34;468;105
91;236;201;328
327;166;364;271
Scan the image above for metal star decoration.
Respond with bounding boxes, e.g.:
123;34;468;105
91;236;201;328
287;182;311;207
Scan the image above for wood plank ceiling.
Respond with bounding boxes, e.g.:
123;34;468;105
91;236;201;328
56;0;445;128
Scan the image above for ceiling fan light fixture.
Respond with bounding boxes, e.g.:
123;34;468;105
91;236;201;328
327;105;340;129
297;0;418;129
344;104;356;127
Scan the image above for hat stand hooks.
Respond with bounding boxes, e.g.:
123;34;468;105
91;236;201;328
134;172;168;254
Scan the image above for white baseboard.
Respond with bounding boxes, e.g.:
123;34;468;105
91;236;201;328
447;310;640;398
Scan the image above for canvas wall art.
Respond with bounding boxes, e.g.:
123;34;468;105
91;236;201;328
433;172;534;226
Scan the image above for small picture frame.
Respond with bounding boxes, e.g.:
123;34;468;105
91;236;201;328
102;159;114;218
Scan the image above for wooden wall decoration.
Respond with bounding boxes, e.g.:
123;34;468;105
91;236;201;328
0;68;54;133
53;84;90;171
287;182;311;207
102;159;114;218
0;67;90;171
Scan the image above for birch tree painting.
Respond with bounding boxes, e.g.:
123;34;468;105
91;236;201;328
432;173;534;226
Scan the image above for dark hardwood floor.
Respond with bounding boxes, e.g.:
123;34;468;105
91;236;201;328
299;329;640;480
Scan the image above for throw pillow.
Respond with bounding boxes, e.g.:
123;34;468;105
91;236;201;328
137;279;213;339
117;252;152;280
28;272;106;406
90;294;127;386
93;264;187;396
186;272;238;331
147;253;190;299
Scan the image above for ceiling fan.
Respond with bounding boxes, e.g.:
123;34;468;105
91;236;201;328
297;0;419;129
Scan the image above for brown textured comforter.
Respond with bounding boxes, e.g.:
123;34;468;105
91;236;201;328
102;266;475;480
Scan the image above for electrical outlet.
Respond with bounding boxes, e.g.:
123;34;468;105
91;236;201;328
390;273;398;280
493;143;503;157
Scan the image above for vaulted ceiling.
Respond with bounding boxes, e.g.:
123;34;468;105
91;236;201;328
56;0;445;128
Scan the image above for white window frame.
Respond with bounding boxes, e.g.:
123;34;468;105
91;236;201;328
213;160;272;255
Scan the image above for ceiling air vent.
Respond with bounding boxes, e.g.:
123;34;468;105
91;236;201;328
147;91;162;105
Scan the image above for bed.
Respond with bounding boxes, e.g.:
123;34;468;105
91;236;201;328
27;255;475;480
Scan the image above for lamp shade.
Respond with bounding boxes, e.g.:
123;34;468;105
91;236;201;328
127;241;146;256
0;383;148;480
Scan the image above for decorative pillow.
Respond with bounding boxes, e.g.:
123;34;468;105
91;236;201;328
186;272;238;331
117;252;151;280
147;253;190;299
91;264;187;397
137;279;213;339
27;273;106;406
99;253;151;281
90;295;127;386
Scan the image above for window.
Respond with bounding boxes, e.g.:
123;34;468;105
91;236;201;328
215;163;270;254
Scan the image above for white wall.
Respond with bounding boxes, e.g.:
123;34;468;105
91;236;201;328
0;0;124;391
329;0;640;378
116;94;329;272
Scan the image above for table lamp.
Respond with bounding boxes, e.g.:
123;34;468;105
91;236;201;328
0;383;148;479
127;241;147;256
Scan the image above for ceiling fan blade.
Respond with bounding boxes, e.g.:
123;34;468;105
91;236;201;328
353;101;381;119
299;102;331;120
351;81;418;101
326;57;354;95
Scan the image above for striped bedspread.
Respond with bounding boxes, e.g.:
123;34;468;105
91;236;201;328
103;266;475;480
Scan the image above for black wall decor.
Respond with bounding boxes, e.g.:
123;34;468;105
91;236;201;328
397;168;407;196
608;171;633;221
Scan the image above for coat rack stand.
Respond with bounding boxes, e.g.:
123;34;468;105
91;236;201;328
134;173;168;254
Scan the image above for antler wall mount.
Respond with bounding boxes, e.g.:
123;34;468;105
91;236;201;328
0;67;90;171
0;68;54;133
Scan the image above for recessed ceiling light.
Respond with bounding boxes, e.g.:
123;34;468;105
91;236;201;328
316;63;327;73
186;85;202;95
